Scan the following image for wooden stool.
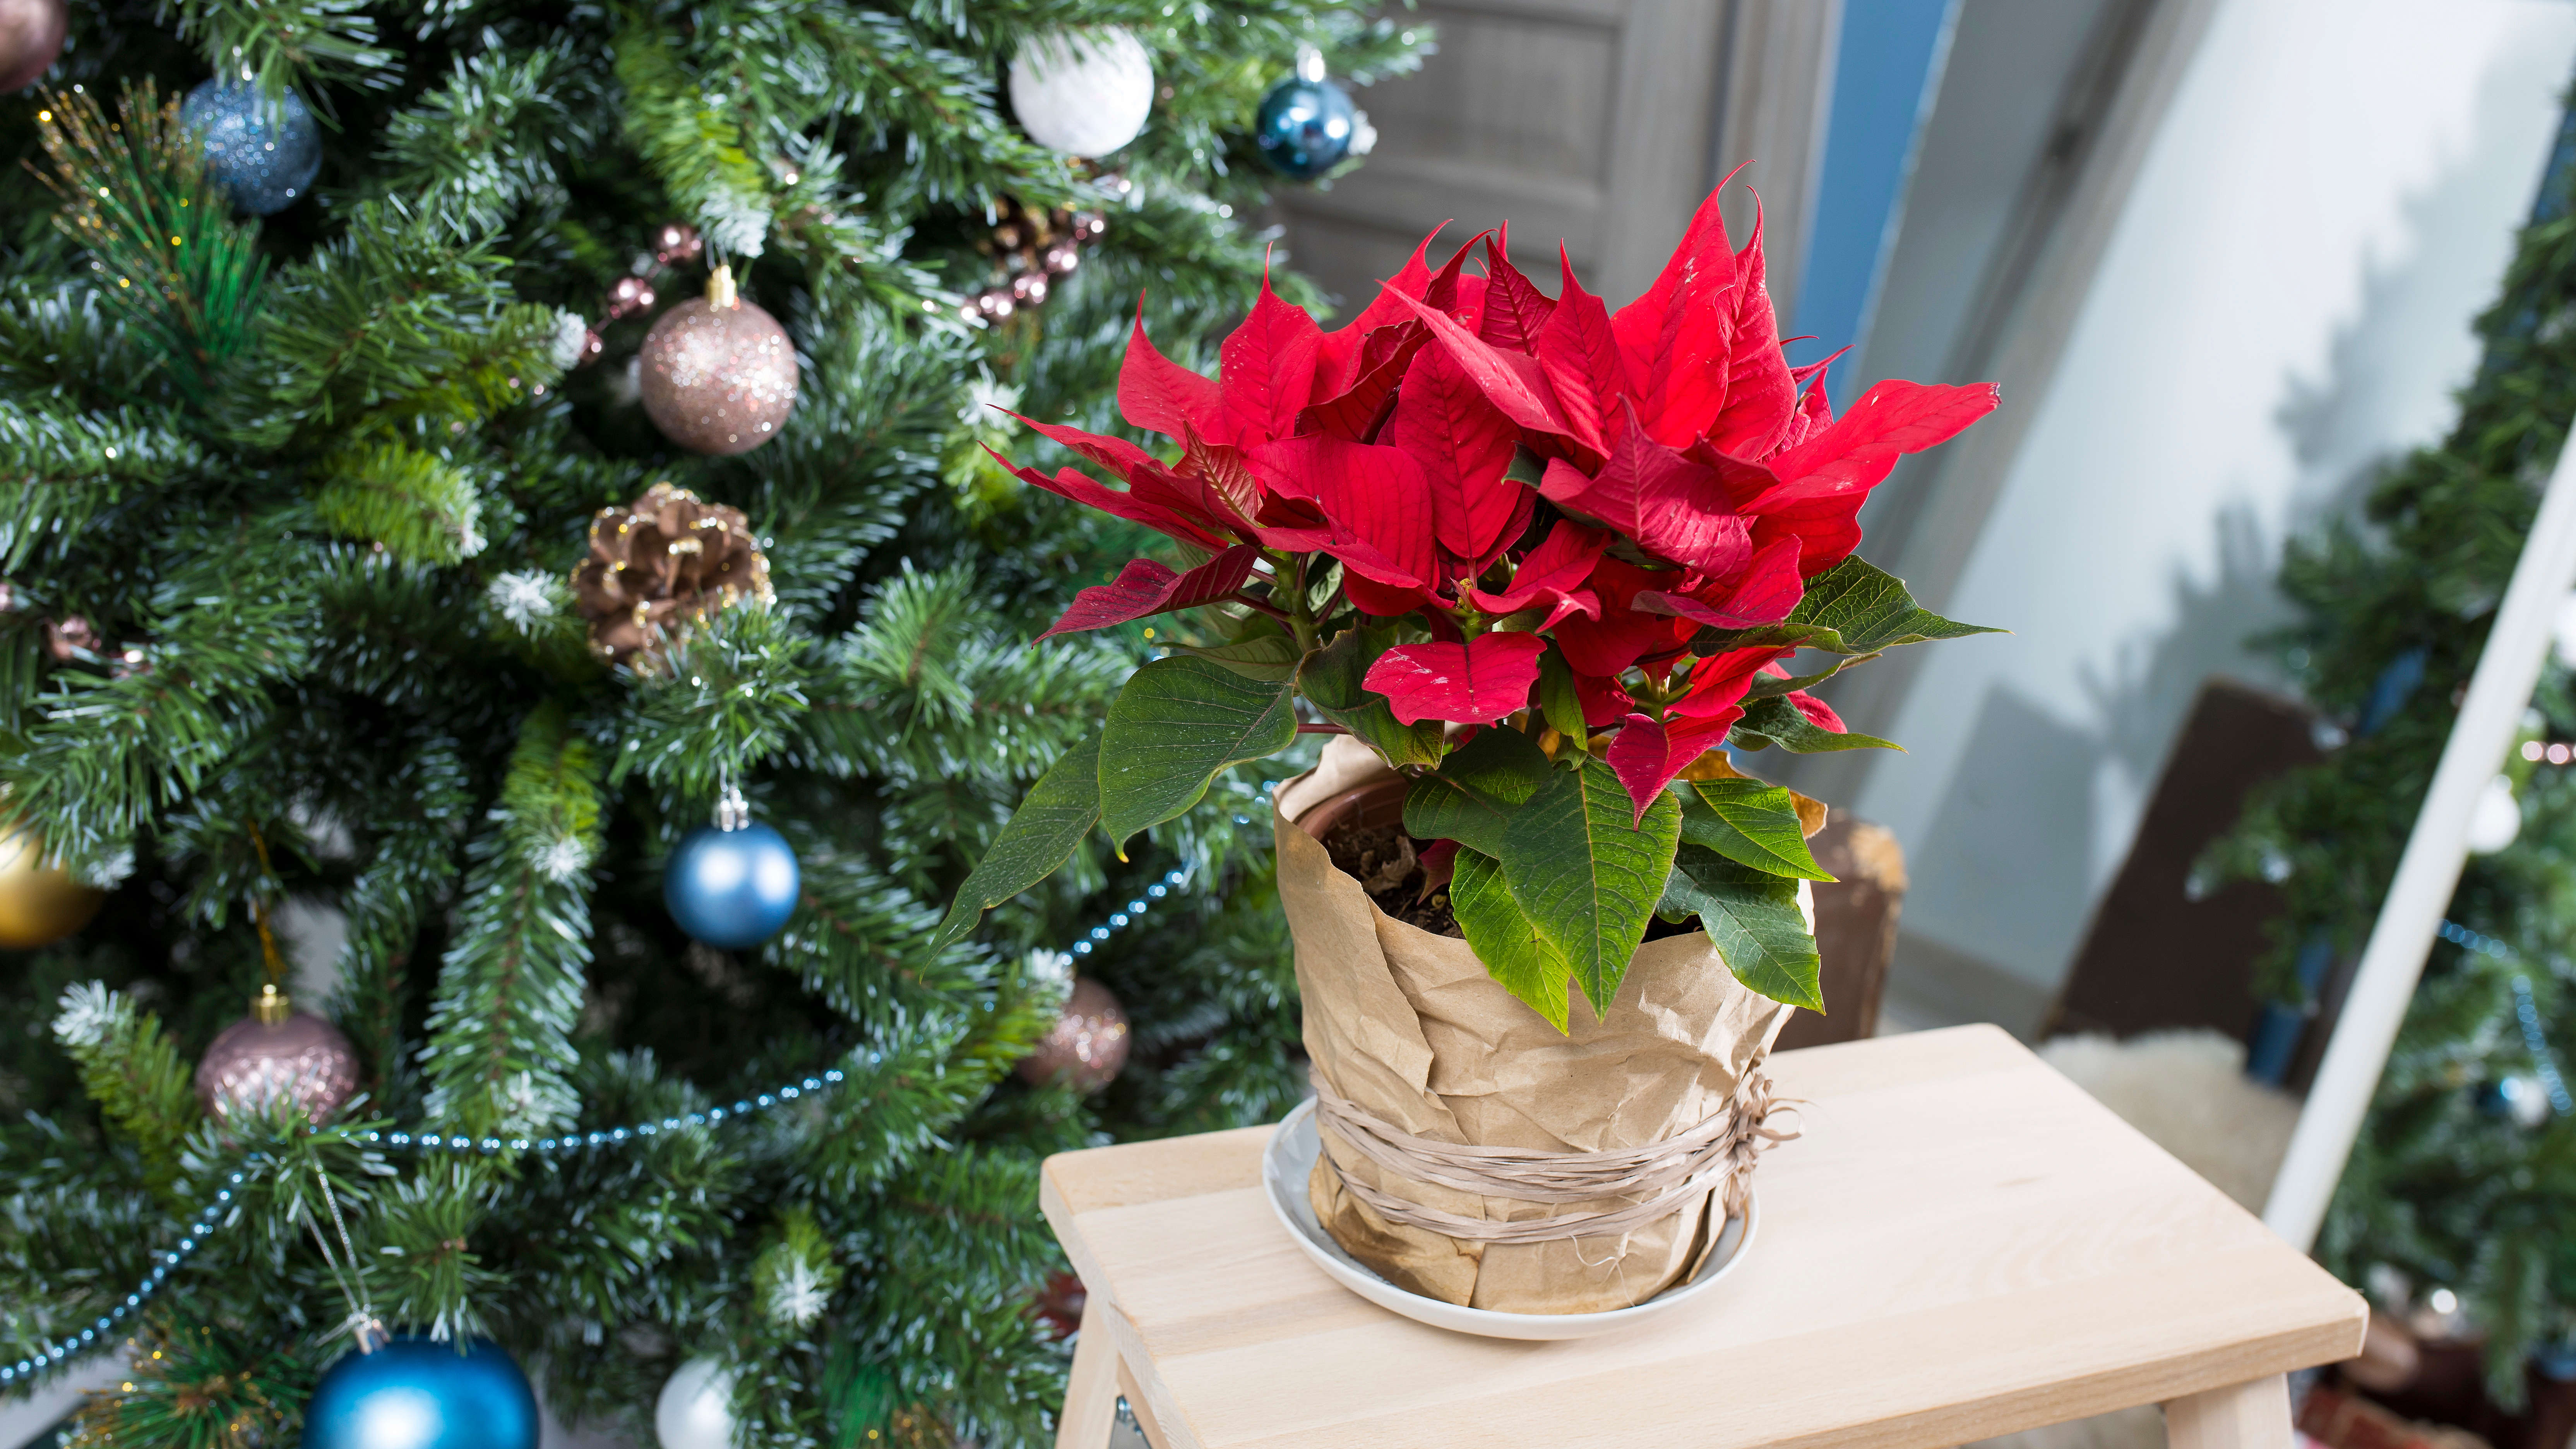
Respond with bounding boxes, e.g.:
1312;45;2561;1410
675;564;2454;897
1042;1026;2363;1449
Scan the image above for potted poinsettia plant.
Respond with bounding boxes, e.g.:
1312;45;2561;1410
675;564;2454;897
933;184;1998;1314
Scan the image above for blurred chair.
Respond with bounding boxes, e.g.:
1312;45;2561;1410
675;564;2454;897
2046;678;2324;1073
1778;816;1908;1048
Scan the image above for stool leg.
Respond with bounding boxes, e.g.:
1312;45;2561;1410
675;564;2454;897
2164;1374;2292;1449
1057;1294;1120;1449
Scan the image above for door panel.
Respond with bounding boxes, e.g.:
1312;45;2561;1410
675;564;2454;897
1278;0;1836;315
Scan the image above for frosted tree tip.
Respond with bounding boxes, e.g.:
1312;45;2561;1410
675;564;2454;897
52;981;120;1049
487;570;561;633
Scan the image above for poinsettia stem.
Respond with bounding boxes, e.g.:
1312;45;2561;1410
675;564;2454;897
1295;723;1351;735
1229;591;1291;622
1273;551;1322;656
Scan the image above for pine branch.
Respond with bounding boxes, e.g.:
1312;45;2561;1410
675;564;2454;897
31;82;268;406
240;199;561;447
0;280;156;409
373;46;602;235
0;398;206;571
368;1161;507;1342
615;603;814;800
419;702;603;1137
50;983;198;1189
612;15;777;257
155;0;399;98
330;737;474;1105
3;521;320;870
311;439;488;564
65;1313;312;1448
769;830;989;1028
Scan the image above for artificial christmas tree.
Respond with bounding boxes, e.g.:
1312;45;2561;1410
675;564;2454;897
0;2;1425;1444
2205;77;2576;1406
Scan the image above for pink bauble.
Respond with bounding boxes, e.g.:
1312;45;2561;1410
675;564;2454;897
637;296;798;456
1017;978;1130;1093
195;1010;361;1124
0;0;67;94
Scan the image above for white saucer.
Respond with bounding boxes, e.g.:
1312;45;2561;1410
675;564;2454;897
1261;1097;1758;1340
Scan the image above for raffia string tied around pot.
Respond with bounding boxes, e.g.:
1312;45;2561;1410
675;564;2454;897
1309;1067;1795;1245
1276;736;1801;1314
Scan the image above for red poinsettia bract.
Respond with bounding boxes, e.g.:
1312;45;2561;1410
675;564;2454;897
996;184;1997;819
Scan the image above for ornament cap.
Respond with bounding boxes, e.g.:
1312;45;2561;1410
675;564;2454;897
253;981;290;1025
714;783;750;832
707;264;738;310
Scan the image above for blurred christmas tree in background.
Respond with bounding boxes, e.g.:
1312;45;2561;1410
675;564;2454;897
0;1;1426;1444
2206;77;2576;1406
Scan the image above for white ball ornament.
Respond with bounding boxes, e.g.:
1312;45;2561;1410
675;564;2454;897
654;1357;738;1449
2465;773;2523;855
1009;27;1154;158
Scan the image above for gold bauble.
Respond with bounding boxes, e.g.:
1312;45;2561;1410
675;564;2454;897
0;829;103;949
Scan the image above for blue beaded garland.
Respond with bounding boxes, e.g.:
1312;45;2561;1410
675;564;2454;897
182;80;322;216
1254;75;1358;181
665;822;800;949
303;1336;538;1449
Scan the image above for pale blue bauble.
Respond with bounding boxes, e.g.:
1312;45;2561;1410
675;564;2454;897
182;79;321;215
303;1336;538;1449
665;822;800;949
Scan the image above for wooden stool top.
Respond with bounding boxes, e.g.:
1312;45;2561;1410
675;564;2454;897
1041;1025;2365;1449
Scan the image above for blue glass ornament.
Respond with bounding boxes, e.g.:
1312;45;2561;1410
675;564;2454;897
1255;74;1358;182
2476;1074;2551;1126
665;822;800;949
182;79;322;216
303;1336;538;1449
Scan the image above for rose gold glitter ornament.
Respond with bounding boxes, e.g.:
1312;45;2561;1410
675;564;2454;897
0;0;67;93
1016;977;1129;1093
195;985;361;1124
605;275;656;320
43;615;97;661
637;265;798;456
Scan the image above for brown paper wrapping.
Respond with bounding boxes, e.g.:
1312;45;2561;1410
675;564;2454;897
1276;736;1794;1314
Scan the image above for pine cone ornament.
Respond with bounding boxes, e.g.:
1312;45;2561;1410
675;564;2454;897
570;483;772;666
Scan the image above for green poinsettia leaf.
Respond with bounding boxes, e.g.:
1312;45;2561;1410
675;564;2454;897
1729;695;1902;754
1685;621;1852;654
1402;725;1551;857
1299;625;1445;769
1691;559;2002;658
1783;557;2004;653
1677;779;1834;881
1450;847;1573;1032
1098;656;1297;847
929;733;1102;953
1497;755;1682;1016
1744;651;1880;700
1533;644;1588;746
1164;634;1302;682
1658;846;1824;1011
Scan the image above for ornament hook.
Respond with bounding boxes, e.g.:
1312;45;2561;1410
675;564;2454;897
715;776;749;832
245;822;291;1019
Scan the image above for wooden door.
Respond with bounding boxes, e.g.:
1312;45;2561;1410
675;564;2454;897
1278;0;1840;313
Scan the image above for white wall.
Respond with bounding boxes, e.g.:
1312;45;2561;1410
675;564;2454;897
1855;0;2576;993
